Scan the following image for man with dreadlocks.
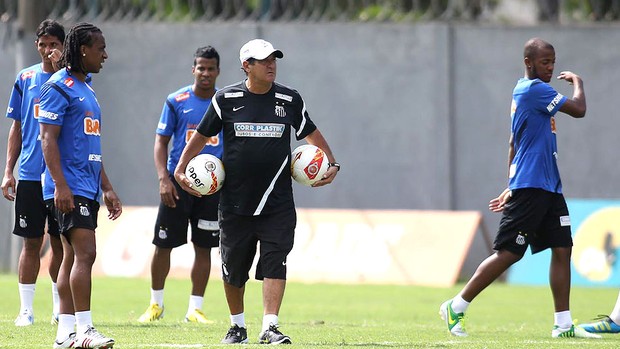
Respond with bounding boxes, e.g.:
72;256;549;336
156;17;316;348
39;22;121;349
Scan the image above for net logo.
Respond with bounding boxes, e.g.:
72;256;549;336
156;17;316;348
84;117;100;136
39;109;58;120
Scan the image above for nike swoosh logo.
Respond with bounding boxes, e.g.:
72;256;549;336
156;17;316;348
233;106;245;112
79;97;85;101
447;306;458;327
183;108;193;113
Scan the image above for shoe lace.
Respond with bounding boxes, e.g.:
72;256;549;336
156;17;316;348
85;326;106;339
456;314;466;331
591;314;612;322
268;324;284;336
225;325;241;338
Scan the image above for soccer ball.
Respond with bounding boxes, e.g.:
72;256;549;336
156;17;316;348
185;154;225;195
291;144;328;186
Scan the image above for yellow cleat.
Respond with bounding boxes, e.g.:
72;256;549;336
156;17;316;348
185;309;215;324
138;303;164;323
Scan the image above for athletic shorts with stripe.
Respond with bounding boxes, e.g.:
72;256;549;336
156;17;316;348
13;180;60;238
45;195;100;235
153;175;220;249
494;188;572;256
219;207;296;288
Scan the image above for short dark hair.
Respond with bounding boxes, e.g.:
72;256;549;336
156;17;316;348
35;19;65;44
523;37;554;59
194;46;220;68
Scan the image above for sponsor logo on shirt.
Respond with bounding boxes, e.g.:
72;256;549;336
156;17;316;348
225;92;243;98
7;106;13;114
185;129;220;146
21;70;35;80
84;117;101;136
234;123;284;138
39;109;58;120
546;93;564;112
64;78;74;88
175;92;190;102
157;122;166;130
275;92;292;102
560;215;571;226
88;154;102;162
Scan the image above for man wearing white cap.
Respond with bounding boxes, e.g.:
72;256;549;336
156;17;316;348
174;38;339;344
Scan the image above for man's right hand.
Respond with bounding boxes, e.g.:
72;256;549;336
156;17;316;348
1;174;16;201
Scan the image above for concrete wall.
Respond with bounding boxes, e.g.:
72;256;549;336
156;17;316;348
1;21;620;270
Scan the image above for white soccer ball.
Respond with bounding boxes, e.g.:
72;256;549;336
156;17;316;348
291;144;328;186
185;154;225;195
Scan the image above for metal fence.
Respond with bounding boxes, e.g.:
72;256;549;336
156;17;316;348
0;0;619;23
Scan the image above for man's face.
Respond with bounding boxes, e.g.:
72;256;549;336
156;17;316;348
248;53;278;84
36;34;63;64
81;32;108;74
529;46;556;83
192;57;220;91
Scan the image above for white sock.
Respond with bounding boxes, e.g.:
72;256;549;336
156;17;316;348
451;295;470;314
230;313;246;328
51;282;60;315
609;290;620;324
75;310;93;334
18;283;36;313
56;314;76;340
188;295;203;314
554;310;572;328
262;314;278;332
151;289;164;307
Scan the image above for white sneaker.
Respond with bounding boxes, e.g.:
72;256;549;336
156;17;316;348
75;326;115;348
14;309;34;327
53;333;76;348
439;300;467;337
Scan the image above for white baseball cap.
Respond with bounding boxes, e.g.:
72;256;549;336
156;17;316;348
239;39;283;63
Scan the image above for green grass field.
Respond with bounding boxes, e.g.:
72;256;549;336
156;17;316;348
1;273;619;348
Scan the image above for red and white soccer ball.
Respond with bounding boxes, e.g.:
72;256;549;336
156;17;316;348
185;154;225;195
291;144;328;186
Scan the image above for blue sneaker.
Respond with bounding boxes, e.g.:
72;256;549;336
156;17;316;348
579;315;620;334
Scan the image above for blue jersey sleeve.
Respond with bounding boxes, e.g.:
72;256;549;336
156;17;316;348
156;99;178;136
530;80;567;116
6;78;23;121
38;82;69;126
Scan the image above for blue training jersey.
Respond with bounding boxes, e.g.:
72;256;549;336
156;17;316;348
6;63;53;181
38;69;102;201
156;85;223;174
509;77;567;193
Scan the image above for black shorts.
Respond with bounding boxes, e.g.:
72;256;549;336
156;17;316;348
219;207;296;288
45;196;99;236
13;180;60;238
495;188;572;256
153;176;220;249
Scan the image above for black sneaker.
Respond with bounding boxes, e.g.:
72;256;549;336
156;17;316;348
259;324;291;344
221;324;248;344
